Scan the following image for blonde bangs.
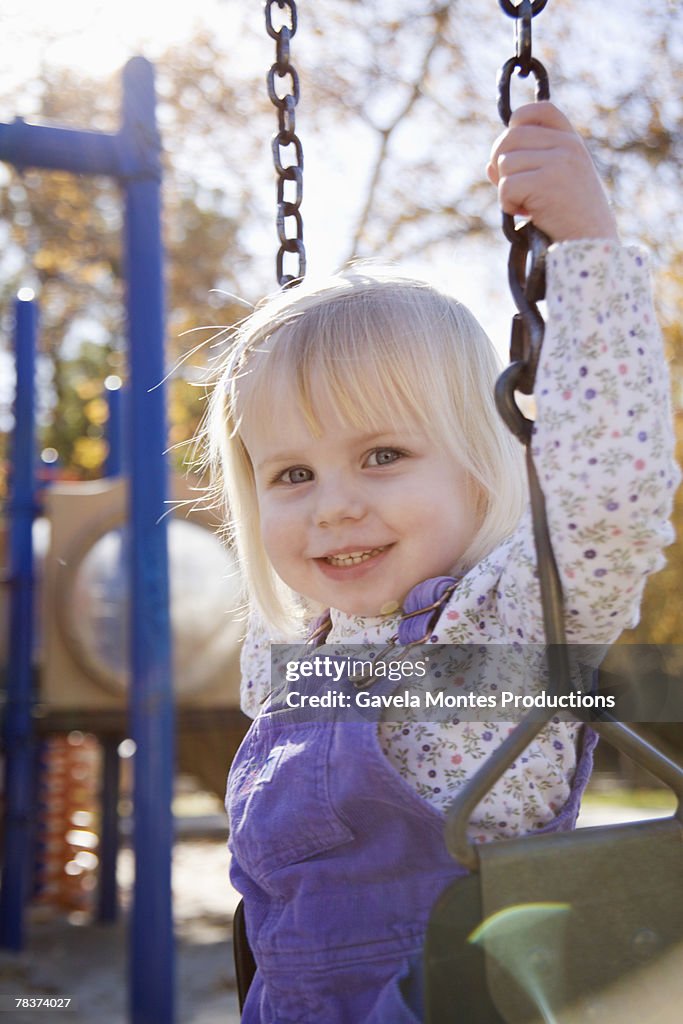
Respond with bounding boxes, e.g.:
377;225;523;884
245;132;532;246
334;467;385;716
241;292;440;441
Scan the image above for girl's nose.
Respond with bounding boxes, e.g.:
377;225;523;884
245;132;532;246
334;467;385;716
314;476;367;527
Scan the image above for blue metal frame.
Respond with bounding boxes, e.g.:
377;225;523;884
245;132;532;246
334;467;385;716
105;378;125;478
121;59;174;1024
0;58;175;1024
0;295;37;951
98;380;125;926
97;379;126;926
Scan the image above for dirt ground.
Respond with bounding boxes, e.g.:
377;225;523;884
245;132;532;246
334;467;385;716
0;834;241;1023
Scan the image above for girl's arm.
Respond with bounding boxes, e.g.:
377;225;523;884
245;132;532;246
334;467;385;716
500;240;679;643
239;611;272;718
483;104;680;643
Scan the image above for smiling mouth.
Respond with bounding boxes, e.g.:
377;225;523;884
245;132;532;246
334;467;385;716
323;546;389;567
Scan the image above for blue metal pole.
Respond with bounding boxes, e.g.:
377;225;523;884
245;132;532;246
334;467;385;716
0;120;122;177
98;377;126;925
96;735;120;925
104;376;124;478
121;57;175;1024
0;294;38;951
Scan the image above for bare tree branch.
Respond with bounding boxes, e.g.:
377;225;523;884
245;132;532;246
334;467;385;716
344;4;451;263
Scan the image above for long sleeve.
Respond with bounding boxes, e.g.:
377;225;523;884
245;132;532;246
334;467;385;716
495;240;680;644
239;611;276;718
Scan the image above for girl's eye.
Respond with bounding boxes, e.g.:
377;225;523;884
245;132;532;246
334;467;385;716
366;448;403;467
276;466;313;485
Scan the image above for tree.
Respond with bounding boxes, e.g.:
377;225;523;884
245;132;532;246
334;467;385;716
0;0;680;655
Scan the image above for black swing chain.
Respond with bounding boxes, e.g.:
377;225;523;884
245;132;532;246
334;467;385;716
495;0;551;440
494;0;571;654
265;0;306;288
443;0;574;870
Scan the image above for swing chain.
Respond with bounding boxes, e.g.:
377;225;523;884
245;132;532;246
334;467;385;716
495;0;551;437
265;0;306;288
444;0;576;871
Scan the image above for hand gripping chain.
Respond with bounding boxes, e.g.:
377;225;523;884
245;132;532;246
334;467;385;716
495;0;552;430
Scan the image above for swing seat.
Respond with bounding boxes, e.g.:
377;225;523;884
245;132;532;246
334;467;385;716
424;715;683;1024
424;815;683;1023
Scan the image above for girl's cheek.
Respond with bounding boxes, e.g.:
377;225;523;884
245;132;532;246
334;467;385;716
260;506;294;549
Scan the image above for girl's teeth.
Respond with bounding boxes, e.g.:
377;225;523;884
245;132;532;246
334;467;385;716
325;546;386;566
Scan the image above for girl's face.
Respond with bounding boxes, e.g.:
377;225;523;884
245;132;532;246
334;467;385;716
241;375;478;618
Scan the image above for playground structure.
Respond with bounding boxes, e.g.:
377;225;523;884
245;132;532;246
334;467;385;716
0;58;246;1024
42;475;242;712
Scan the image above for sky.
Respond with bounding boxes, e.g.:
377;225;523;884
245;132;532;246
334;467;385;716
0;0;522;352
0;0;680;357
2;0;229;82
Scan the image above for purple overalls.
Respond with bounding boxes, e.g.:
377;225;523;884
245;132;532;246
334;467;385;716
226;577;598;1023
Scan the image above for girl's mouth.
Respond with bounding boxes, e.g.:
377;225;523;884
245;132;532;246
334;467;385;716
323;545;389;567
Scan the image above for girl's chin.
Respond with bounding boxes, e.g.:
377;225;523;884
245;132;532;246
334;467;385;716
333;598;397;614
321;592;406;619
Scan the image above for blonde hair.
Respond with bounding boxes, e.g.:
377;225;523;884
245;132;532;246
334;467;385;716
203;265;526;637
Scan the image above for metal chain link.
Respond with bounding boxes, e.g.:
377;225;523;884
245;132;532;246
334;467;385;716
265;0;306;288
443;0;575;871
495;0;551;437
493;0;571;654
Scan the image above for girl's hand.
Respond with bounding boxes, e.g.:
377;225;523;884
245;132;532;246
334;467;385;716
487;101;619;244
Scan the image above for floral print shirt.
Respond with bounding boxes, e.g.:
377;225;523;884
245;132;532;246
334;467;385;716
238;241;680;842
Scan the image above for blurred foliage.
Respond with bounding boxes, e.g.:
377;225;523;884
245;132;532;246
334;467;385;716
0;0;680;658
625;316;683;647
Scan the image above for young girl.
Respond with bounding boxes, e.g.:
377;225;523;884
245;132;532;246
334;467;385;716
207;103;679;1023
